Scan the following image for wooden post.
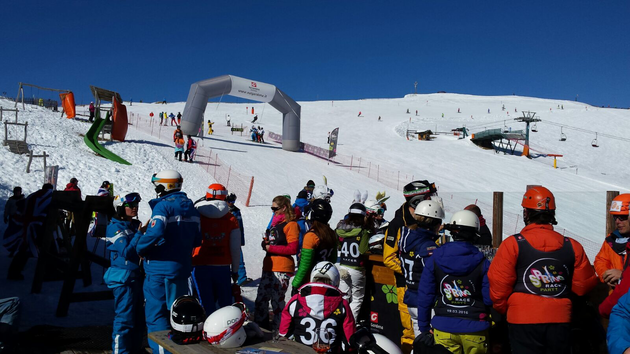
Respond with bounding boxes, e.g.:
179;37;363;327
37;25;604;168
607;191;620;236
24;121;28;142
26;150;33;173
245;177;255;207
492;191;504;248
3;121;7;145
226;166;232;189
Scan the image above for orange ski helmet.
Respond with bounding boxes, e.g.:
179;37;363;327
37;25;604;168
206;183;228;200
610;194;630;215
521;186;556;211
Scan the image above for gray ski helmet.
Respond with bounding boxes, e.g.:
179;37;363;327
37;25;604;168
403;180;437;203
311;199;333;223
348;202;367;216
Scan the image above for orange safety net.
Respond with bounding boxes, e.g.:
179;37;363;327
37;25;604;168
112;98;128;142
59;92;76;119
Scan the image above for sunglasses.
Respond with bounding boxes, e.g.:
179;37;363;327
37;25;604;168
271;206;281;212
614;215;629;221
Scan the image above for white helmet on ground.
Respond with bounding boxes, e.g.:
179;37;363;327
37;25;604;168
203;302;248;348
151;170;183;195
414;199;445;220
310;261;340;287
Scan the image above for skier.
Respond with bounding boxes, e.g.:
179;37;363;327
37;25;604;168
176;112;182;125
416;210;492;353
184;135;197;163
398;199;444;336
159;112;164;125
226;193;251;286
104;192;145;354
258;126;265;143
89;102;95;122
251;114;258;123
488;186;597;354
595;194;630;293
335;202;371;321
135;170;201;354
207;120;214;135
249;126;258;142
174;136;185;161
173;126;183;142
291;199;337;292
169;112;176;126
279;262;355;353
254;196;299;331
358;111;362;117
191;184;242;314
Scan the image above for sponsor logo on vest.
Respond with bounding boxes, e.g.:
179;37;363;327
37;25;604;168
370;312;378;323
525;259;568;296
442;279;473;305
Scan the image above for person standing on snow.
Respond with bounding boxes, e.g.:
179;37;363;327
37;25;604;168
173;126;183;142
184;135;197;163
488;186;597;354
416;210;492;353
383;180;438;353
89;181;113;238
135;170;201;354
464;204;493;246
104;192;145;354
4;187;24;224
398;200;444;336
595;194;630;293
176;112;182;125
174;136;185;162
335;202;371;322
169;112;176;126
226;193;251;285
89;101;95;122
191;184;242;314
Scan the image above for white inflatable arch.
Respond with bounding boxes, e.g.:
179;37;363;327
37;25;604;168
180;75;301;151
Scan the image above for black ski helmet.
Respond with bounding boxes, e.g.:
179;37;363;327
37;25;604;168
169;295;206;344
348;202;367;216
311;199;333;223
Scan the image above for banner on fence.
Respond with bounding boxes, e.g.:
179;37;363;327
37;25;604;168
45;165;59;190
329;127;339;158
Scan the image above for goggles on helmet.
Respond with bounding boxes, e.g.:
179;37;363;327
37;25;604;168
122;193;141;206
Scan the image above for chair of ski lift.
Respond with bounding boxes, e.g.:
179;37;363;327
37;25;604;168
502;121;509;133
531;123;538;132
559;127;567;142
591;132;599;147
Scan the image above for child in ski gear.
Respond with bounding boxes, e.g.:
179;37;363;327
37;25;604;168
104;192;145;354
293;190;310;252
302;180;316;201
254;196;299;331
335;202;371;321
398;199;443;336
174;137;185;161
292;199;338;292
226;193;250;285
488;186;597;354
383;180;437;353
417;210;492;353
191;184;242;314
135;170;201;354
184;135;197;162
280;262;355;353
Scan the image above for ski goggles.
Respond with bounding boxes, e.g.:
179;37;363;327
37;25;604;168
121;193;141;207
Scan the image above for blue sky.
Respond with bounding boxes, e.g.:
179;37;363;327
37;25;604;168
2;1;629;107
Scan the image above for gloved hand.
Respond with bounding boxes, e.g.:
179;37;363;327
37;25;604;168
232;283;243;302
261;240;268;251
417;331;434;346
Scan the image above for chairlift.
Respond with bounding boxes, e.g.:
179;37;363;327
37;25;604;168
591;132;599;147
502;120;509;133
559;127;567;142
531;123;538;132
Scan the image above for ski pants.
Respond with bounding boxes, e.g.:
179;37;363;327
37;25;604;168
434;328;489;354
254;271;291;331
237;249;248;285
144;273;189;354
0;297;20;353
338;265;366;321
190;265;232;315
397;286;415;354
408;306;420;337
508;323;570;354
111;280;145;354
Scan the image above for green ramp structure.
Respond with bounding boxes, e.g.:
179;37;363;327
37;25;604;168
83;111;131;165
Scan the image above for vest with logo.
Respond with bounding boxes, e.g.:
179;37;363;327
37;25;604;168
290;294;347;352
192;213;238;266
513;234;574;298
267;221;288;246
433;260;488;321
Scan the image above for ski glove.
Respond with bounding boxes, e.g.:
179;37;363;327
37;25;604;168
416;331;434;346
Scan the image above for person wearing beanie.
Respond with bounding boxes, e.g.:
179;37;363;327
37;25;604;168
383;180;437;353
464;204;493;246
301;180;316;201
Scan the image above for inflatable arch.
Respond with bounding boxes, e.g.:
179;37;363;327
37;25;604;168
181;75;301;151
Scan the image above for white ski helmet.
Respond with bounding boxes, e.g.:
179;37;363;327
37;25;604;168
310;261;340;287
203;302;248;348
151;170;183;194
448;210;480;232
414;199;445;220
312;185;332;200
364;200;382;214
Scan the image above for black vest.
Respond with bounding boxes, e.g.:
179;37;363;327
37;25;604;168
290;292;348;352
433;260;488;321
339;234;363;267
513;234;574;298
267;222;288;246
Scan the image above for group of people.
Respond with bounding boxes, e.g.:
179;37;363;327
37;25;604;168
151;112;181;126
6;172;630;354
249;125;265;143
173;126;197;162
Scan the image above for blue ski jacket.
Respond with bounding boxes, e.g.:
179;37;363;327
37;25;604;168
104;217;142;287
398;226;438;307
136;191;201;277
417;241;492;334
608;291;630;354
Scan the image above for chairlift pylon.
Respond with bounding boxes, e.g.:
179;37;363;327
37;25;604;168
591;132;599;147
531;123;538;132
560;127;567;142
